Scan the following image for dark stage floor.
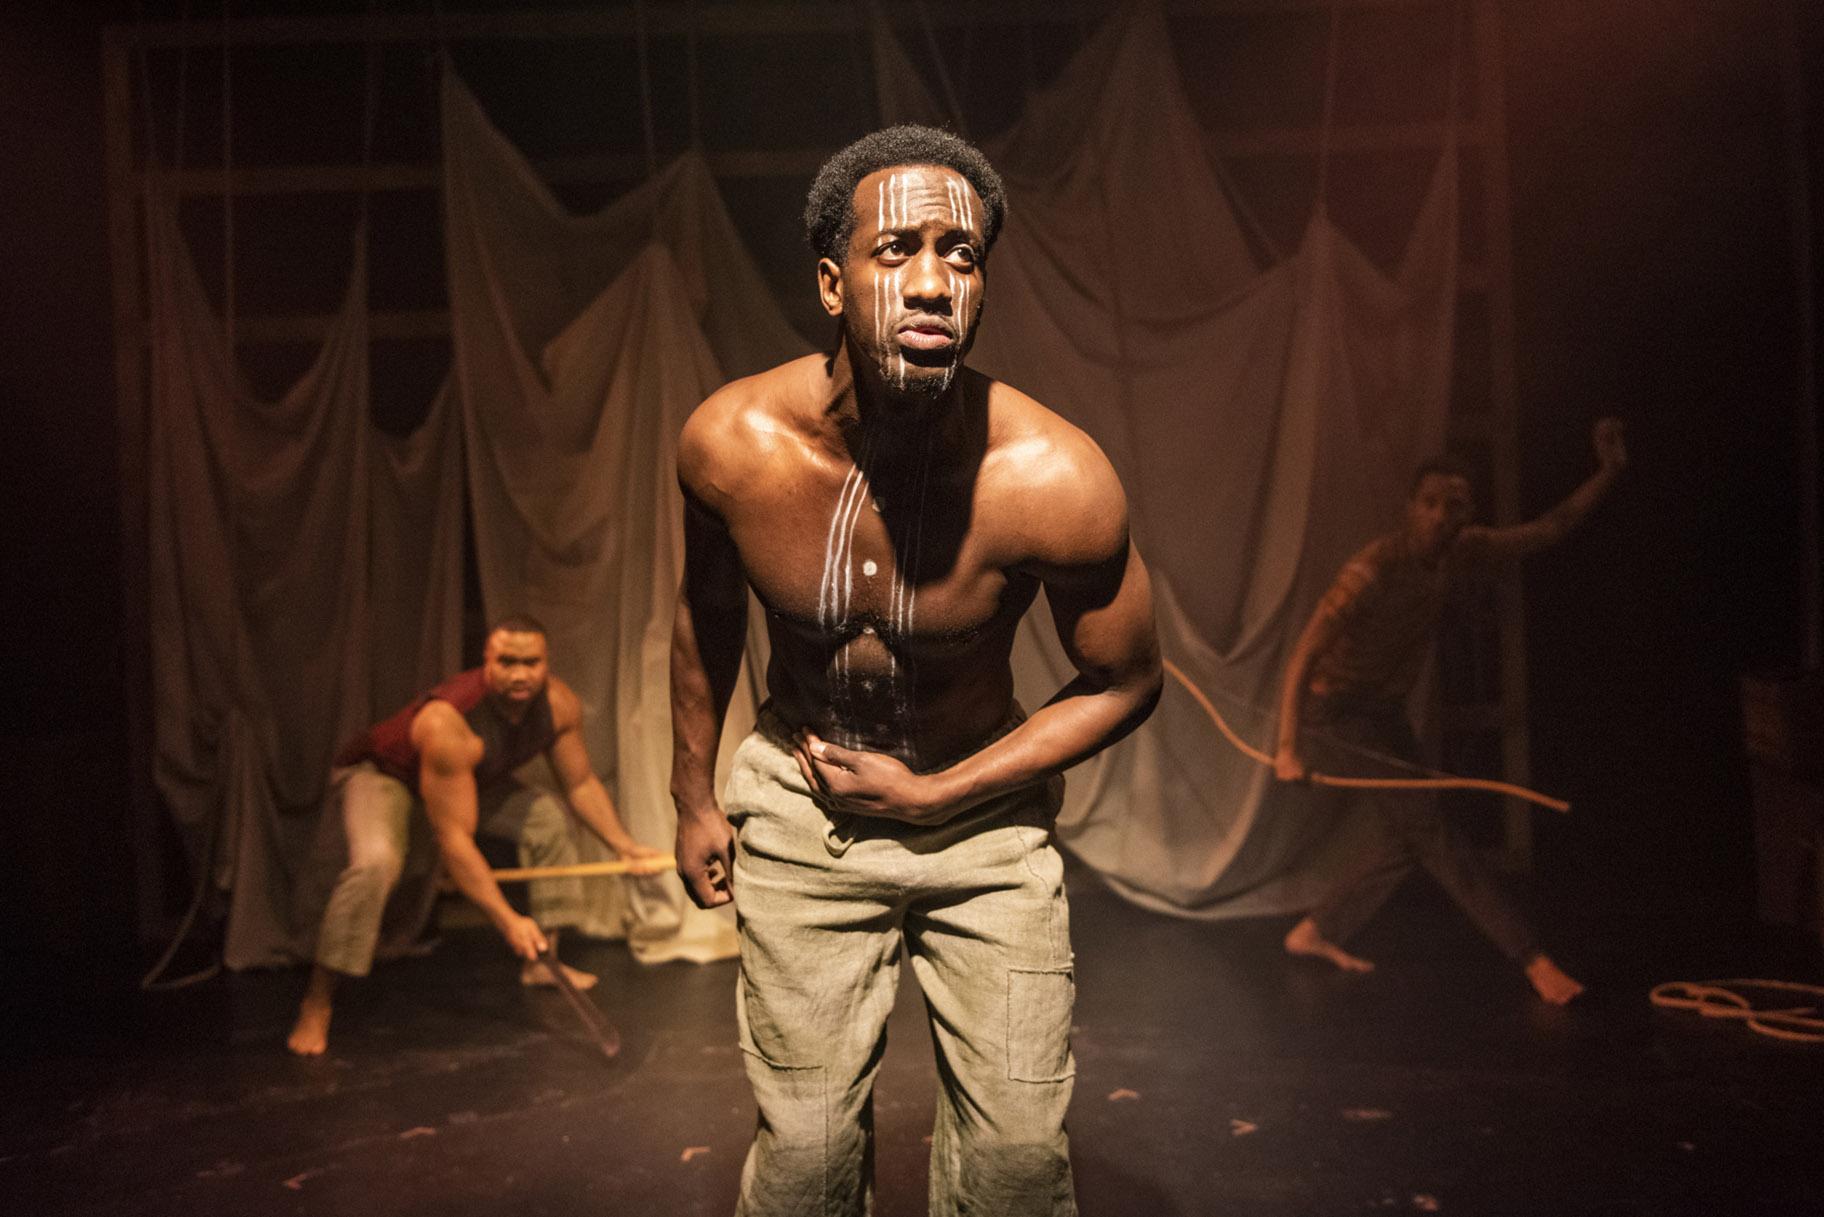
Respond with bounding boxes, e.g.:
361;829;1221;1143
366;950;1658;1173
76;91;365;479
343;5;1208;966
4;867;1821;1217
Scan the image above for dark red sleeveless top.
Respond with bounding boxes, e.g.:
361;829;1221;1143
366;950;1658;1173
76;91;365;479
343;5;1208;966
334;668;557;793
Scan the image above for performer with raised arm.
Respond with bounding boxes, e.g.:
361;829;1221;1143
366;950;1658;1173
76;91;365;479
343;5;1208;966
669;126;1160;1215
1274;420;1629;1004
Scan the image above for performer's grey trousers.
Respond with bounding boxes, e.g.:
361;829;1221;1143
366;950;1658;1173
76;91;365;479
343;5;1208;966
1306;699;1539;962
724;717;1077;1217
313;762;586;976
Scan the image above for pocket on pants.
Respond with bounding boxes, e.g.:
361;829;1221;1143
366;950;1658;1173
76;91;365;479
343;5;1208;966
1006;965;1075;1083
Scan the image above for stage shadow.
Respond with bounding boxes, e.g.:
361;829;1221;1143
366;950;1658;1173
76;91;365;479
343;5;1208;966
1072;1148;1185;1217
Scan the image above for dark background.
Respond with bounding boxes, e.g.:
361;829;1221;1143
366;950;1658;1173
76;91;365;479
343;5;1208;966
2;0;1818;1036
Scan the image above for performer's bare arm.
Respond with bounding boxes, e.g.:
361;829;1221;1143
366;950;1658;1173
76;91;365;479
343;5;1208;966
798;435;1162;823
415;703;548;960
544;677;666;867
669;405;753;909
1467;417;1628;561
1273;589;1358;783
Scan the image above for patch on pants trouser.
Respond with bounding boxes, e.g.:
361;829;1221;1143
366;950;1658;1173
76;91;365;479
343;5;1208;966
1007;966;1076;1082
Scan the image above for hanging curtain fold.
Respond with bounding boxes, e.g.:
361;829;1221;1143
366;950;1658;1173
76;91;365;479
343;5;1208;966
873;3;1462;916
439;68;805;960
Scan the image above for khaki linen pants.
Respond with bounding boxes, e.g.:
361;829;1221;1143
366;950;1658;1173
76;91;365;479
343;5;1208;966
313;762;586;976
725;717;1078;1217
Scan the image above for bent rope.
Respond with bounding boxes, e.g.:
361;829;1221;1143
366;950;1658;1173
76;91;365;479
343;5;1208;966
492;857;677;883
1161;658;1571;814
1649;979;1824;1044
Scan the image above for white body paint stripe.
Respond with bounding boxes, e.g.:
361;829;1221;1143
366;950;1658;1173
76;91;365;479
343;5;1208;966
818;465;866;627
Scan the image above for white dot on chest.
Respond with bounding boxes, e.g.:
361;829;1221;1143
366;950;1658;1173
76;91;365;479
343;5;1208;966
861;560;878;577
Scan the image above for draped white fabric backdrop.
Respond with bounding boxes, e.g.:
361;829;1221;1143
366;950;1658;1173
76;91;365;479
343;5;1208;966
143;4;1461;968
967;9;1459;916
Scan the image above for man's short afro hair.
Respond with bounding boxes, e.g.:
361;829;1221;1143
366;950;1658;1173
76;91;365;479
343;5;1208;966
1409;454;1476;495
803;124;1008;263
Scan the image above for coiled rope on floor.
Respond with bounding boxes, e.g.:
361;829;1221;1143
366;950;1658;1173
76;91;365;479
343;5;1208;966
1648;979;1824;1044
1161;658;1572;813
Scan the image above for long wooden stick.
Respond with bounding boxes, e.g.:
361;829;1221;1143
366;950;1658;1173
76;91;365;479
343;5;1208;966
493;857;677;882
536;938;621;1060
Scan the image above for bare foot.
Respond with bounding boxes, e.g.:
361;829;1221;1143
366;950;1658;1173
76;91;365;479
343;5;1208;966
1524;954;1584;1005
1284;916;1375;974
287;997;332;1056
520;960;599;991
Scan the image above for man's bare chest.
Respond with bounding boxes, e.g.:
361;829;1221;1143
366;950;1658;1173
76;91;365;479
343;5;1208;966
724;461;1028;647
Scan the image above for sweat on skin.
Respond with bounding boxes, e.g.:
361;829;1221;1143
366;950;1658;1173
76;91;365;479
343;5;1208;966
666;143;1161;1216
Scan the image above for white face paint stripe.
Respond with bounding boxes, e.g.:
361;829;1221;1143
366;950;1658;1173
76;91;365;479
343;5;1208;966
891;266;906;389
874;263;886;380
877;179;885;240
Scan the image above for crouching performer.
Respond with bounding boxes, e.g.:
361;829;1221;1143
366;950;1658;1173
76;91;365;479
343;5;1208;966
288;615;664;1055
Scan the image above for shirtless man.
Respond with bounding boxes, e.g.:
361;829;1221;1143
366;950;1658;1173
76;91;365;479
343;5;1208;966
1274;420;1628;1005
288;616;666;1055
669;126;1160;1215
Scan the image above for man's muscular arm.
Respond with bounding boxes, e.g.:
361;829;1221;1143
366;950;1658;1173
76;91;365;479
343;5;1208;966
544;678;667;869
1272;548;1381;780
414;703;547;961
940;533;1161;807
1273;600;1348;782
1467;417;1628;561
669;408;752;909
802;431;1162;823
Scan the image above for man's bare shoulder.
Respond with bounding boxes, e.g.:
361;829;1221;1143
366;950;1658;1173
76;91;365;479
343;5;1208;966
411;700;480;770
1320;533;1402;612
544;676;584;730
1347;532;1403;572
979;378;1129;567
678;355;827;507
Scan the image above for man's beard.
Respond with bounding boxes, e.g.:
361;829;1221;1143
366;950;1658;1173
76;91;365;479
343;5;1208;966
881;348;960;399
